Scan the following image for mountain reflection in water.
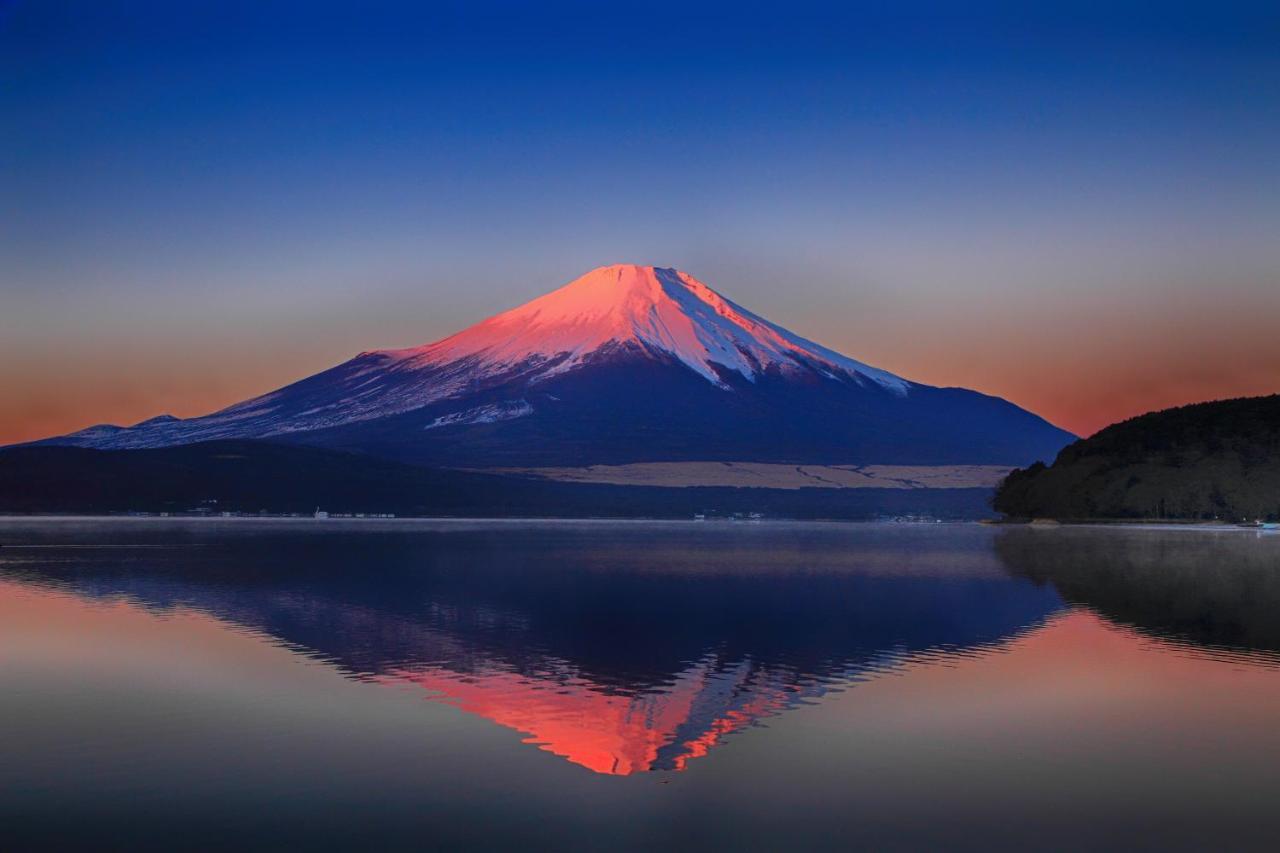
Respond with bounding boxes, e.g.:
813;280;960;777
0;521;1062;775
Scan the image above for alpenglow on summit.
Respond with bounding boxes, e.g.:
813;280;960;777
32;265;1074;467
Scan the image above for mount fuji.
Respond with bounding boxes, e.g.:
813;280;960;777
33;264;1073;469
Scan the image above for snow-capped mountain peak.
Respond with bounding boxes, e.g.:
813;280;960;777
381;264;910;392
26;263;1084;468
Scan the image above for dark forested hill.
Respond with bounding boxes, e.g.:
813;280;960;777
993;394;1280;521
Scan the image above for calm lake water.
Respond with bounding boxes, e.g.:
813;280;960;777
3;519;1280;851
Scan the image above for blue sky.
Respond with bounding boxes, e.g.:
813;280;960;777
3;0;1278;440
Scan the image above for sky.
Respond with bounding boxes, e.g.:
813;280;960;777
3;0;1278;444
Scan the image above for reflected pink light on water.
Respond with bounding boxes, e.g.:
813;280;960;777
375;657;798;776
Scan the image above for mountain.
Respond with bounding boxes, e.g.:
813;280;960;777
31;264;1073;468
993;394;1280;521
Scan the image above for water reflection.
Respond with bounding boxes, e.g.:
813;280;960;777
996;527;1280;666
0;521;1061;774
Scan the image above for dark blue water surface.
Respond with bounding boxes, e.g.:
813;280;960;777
3;519;1280;851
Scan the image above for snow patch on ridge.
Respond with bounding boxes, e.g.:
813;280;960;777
424;400;534;430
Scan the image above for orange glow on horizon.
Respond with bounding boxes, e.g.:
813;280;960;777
4;269;1278;445
7;354;1275;447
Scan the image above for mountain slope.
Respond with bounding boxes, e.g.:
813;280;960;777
31;264;1074;467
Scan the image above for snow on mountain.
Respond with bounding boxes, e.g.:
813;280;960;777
43;265;914;449
25;263;1074;468
423;400;534;430
382;264;910;393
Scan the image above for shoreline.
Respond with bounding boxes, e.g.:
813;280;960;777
988;517;1269;525
0;514;966;526
983;514;1274;527
0;515;1273;533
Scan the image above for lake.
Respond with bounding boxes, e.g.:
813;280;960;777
3;518;1280;851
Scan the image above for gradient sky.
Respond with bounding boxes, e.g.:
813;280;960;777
3;0;1278;444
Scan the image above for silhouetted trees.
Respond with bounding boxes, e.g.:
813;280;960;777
993;394;1280;521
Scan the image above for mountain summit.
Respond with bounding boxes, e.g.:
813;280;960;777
383;264;908;392
35;264;1073;468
